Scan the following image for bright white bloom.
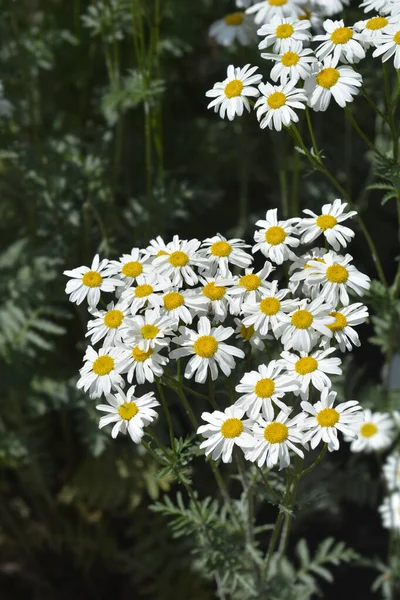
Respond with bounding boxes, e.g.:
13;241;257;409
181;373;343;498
301;388;363;451
281;347;342;400
119;342;168;384
383;452;400;491
200;276;238;322
255;80;307;131
253;208;300;264
102;247;150;287
288;247;328;296
372;25;400;68
120;272;169;315
262;42;318;84
257;16;312;52
305;58;362;112
64;254;124;307
197;406;254;463
379;492;400;531
301;252;371;306
296;2;324;29
155;288;208;325
347;409;395;453
279;297;335;352
321;302;369;352
77;346;124;398
314;19;366;66
245;407;305;469
241;280;299;336
235;360;299;418
315;0;350;17
200;234;252;277
209;12;257;46
124;308;175;351
206;64;262;121
234;317;270;349
143;236;170;263
96;386;159;442
86;302;128;346
360;0;393;14
354;15;395;48
236;0;255;7
246;0;305;25
297;199;357;251
228;262;274;310
153;236;207;287
170;316;245;383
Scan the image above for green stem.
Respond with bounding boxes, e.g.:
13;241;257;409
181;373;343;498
305;108;319;160
361;86;388;124
344;107;385;158
156;379;175;450
300;443;327;477
256;466;279;503
263;474;292;579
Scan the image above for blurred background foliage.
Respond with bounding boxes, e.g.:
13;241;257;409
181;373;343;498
0;0;399;598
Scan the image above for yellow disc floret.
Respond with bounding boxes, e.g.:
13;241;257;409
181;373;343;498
221;418;244;438
82;271;102;288
366;16;388;30
203;282;226;301
281;51;300;67
210;241;232;257
264;422;289;443
291;309;313;329
121;261;143;278
135;284;154;298
141;324;159;339
169;251;189;267
224;79;244;98
104;309;124;329
360;423;378;437
326;264;349;283
269;0;287;5
304;257;326;269
163;292;184;311
118;401;139;421
255;378;275;398
295;356;318;375
317;407;339;427
240;324;254;341
224;12;244;26
317;67;340;89
327;311;348;332
92;355;114;375
316;214;337;230
260;297;281;315
239;274;261;291
275;23;294;38
267;91;287;109
330;27;353;44
194;335;218;358
132;346;153;362
265;226;286;245
393;31;400;44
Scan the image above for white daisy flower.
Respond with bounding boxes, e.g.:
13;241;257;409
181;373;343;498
314;19;366;66
142;235;170;264
86;302;128;347
120;272;169;315
155;288;208;325
102;247;150;288
379;492;400;531
346;409;395;453
96;385;159;443
278;297;335;353
200;276;238;322
197;406;254;463
124;308;175;351
241;280;299;336
170;316;245;384
200;234;253;278
226;261;274;311
255;80;308;131
304;58;362;112
372;24;400;68
253;208;300;264
301;388;364;451
77;346;125;398
206;64;262;121
64;254;124;307
257;16;312;53
315;0;350;17
234;317;270;349
354;15;395;48
288;247;328;296
383;452;400;491
236;0;255;7
321;302;369;352
246;0;305;25
245;407;305;469
119;342;168;384
209;12;257;47
153;236;207;287
280;347;342;400
297;199;357;251
301;252;371;306
296;3;324;30
235;360;299;418
360;0;393;14
262;42;318;84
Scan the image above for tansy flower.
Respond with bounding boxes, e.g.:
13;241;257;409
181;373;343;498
227;261;275;312
124;308;175;351
102;247;150;289
261;42;318;84
372;25;400;68
197;406;254;463
346;409;395;453
383;452;400;492
200;234;253;277
120;272;170;315
246;0;305;25
153;235;207;287
209;12;257;46
77;346;125;398
354;15;394;48
206;64;262;121
288;247;328;296
304;58;362;112
86;302;128;347
255;80;308;131
280;347;342;400
155;288;208;325
278;297;335;353
301;388;363;451
170;316;245;384
296;2;324;30
119;342;168;384
234;317;270;349
379;492;400;531
200;276;238;322
321;302;369;352
64;254;124;307
143;235;170;263
96;386;159;443
257;16;312;52
241;280;299;336
297;199;357;251
360;0;393;14
314;19;366;66
315;0;350;17
253;208;300;264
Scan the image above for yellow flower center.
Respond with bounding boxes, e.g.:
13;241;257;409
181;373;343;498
194;335;218;358
394;31;400;44
317;407;339;427
141;324;159;339
316;214;337;230
157;250;169;257
239;274;261;291
121;261;143;278
163;291;184;311
118;401;139;421
291;309;313;329
366;16;388;30
203;282;226;301
255;378;275;398
281;51;300;67
330;26;353;44
267;91;287;109
135;284;154;298
260;297;281;315
104;309;124;329
269;0;287;5
360;422;378;438
224;79;244;99
317;67;340;89
221;417;244;438
327;311;348;332
240;324;254;341
132;346;153;362
210;241;232;257
224;12;244;26
275;23;294;38
92;355;114;376
304;257;326;269
264;422;289;444
326;264;349;284
295;356;318;375
169;251;189;267
265;225;286;245
82;270;102;287
298;9;311;21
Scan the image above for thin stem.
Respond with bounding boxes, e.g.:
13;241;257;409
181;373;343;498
361;86;388;124
256;466;279;503
305;108;319;160
263;474;292;579
156;379;175;450
344;107;385;158
300;443;328;477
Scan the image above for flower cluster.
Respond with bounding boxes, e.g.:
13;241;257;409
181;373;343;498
206;0;400;123
65;200;371;467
